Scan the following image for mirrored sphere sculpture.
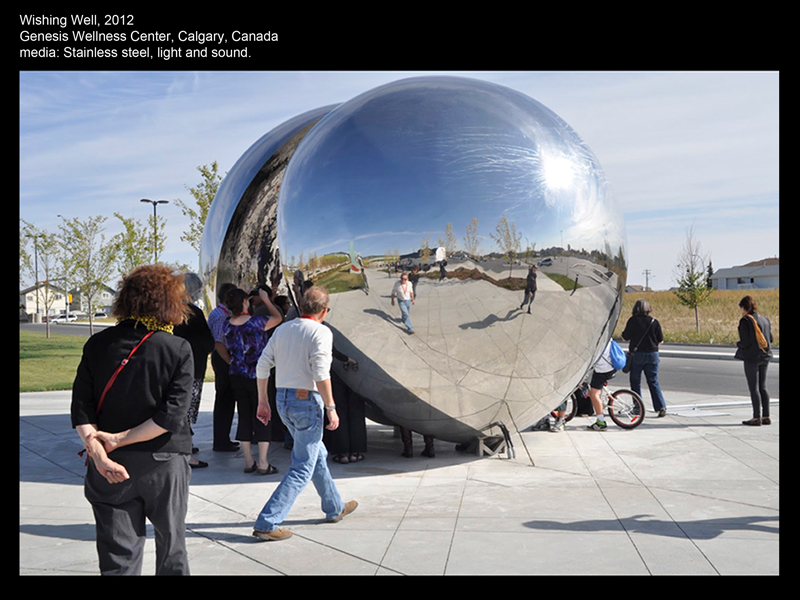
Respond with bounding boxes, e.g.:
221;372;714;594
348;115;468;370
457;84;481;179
201;76;626;444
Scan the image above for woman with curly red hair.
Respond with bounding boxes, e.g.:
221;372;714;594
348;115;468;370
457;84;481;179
71;264;194;575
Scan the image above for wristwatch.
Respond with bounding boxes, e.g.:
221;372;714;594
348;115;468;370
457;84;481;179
324;404;336;411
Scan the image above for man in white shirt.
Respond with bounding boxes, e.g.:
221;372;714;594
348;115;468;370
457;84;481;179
251;286;357;541
391;271;415;334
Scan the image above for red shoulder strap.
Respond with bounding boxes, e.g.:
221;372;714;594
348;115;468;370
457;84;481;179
96;331;155;414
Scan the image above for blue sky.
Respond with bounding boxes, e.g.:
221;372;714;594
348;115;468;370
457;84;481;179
19;71;779;290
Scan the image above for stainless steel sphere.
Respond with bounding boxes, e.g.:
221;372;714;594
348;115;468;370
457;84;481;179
201;76;627;444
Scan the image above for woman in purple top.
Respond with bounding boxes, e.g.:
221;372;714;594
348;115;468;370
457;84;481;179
223;287;282;474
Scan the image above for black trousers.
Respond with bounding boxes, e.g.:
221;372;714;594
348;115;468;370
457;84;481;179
323;372;367;455
211;351;236;447
743;360;770;419
85;451;190;575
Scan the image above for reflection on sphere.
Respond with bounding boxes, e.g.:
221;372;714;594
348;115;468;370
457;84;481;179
201;76;626;445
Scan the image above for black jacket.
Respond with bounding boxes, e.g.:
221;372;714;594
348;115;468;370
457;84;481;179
173;303;214;379
736;312;773;362
71;320;194;454
621;315;663;353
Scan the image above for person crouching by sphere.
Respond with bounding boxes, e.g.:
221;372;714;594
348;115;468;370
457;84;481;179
71;265;194;575
735;295;774;426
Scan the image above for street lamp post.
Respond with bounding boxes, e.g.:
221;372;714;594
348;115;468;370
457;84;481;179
140;199;168;262
25;234;43;319
57;214;71;320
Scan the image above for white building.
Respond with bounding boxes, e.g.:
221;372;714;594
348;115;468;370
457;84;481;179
19;283;70;318
710;259;779;290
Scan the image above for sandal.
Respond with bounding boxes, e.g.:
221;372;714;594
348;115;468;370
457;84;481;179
257;464;279;475
349;453;365;462
244;464;258;473
333;454;349;464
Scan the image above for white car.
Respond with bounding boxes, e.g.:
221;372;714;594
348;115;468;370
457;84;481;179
51;314;78;323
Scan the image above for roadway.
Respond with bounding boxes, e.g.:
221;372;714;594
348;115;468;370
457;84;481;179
21;321;778;399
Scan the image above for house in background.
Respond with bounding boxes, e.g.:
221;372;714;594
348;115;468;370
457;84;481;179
710;258;779;290
625;284;654;293
19;283;69;319
70;285;117;315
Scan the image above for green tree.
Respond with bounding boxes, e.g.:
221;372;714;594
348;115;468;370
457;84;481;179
673;226;713;332
113;212;152;277
490;215;522;279
60;216;118;336
174;162;224;268
21;220;60;336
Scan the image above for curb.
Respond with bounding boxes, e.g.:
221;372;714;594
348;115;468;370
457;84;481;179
659;343;779;363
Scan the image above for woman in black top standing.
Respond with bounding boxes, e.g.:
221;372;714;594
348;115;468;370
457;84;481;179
72;265;194;575
622;299;667;417
735;295;773;426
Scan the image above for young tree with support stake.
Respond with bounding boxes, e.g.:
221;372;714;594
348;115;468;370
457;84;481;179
673;226;713;333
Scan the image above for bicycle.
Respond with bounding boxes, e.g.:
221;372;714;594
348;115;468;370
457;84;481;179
553;380;645;429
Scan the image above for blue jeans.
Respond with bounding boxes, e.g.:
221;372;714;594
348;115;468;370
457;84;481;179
398;299;413;332
254;388;344;531
628;352;666;412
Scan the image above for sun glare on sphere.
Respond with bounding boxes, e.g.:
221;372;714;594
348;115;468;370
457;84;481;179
541;154;575;190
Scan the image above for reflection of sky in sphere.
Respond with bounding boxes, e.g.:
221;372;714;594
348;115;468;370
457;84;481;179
279;77;624;262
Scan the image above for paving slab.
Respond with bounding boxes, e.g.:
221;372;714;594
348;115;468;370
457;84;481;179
20;385;778;575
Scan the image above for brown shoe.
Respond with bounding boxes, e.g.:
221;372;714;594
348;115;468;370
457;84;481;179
761;417;772;425
742;418;762;426
328;500;358;523
252;528;292;541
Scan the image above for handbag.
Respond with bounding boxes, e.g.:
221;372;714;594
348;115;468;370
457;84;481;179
623;317;654;373
735;314;769;360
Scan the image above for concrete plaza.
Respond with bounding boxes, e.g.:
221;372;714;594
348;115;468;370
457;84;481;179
20;381;778;575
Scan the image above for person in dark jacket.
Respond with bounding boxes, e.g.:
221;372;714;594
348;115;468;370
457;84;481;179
621;299;667;417
173;272;215;468
71;264;194;575
735;295;774;426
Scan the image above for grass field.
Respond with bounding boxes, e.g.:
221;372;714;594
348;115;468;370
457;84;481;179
614;288;779;346
19;330;85;392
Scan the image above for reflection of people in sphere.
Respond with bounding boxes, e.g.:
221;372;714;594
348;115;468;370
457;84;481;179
409;265;420;297
519;265;537;313
391;272;415;334
71;264;194;575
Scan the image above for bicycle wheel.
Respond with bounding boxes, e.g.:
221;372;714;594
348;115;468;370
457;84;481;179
550;393;579;423
608;389;645;429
